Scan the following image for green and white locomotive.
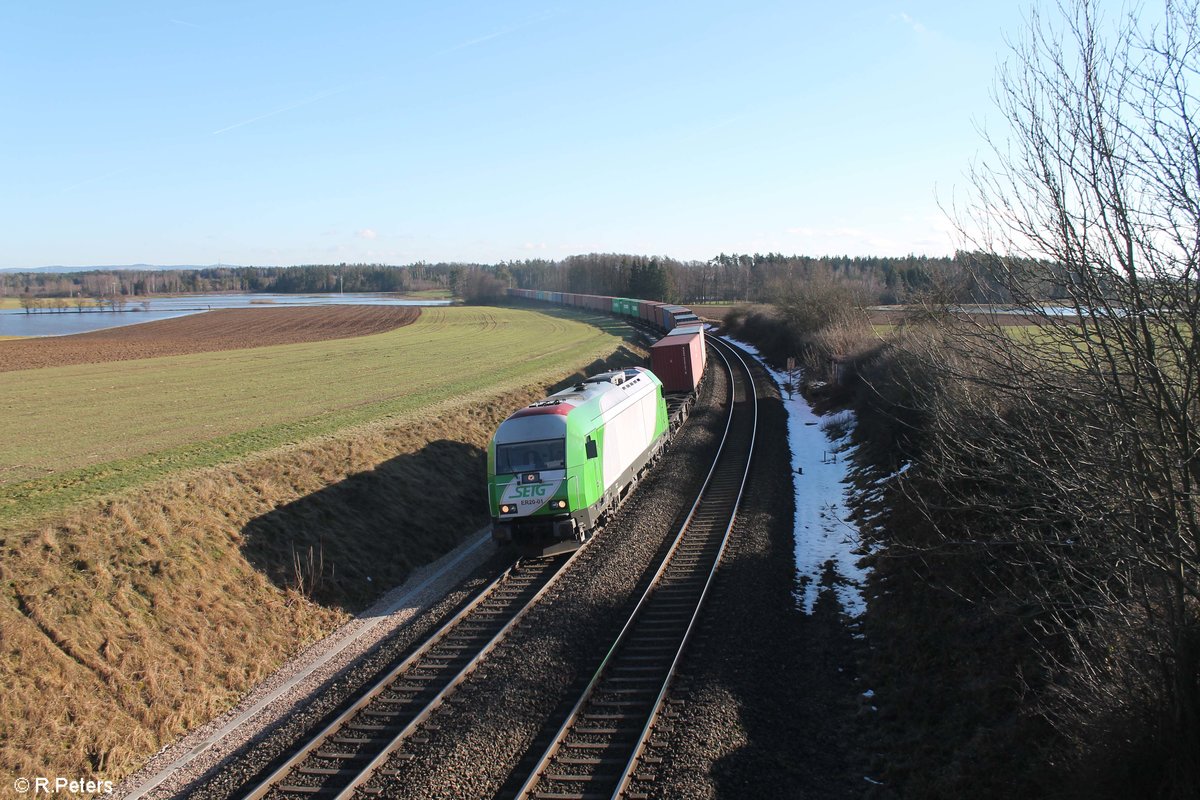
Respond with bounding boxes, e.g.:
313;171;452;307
488;367;669;554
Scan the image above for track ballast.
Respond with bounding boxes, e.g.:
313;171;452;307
512;337;758;800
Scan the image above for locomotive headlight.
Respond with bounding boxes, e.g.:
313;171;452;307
500;504;516;514
554;499;568;509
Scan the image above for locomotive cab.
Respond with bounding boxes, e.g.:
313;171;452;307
489;405;581;549
487;368;668;555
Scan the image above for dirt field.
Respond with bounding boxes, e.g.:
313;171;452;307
0;305;421;372
693;304;740;321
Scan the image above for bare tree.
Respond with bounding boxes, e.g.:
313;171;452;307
922;0;1200;793
458;269;506;304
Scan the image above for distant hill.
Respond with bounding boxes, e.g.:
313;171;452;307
0;264;242;273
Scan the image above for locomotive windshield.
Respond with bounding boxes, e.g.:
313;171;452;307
496;439;566;473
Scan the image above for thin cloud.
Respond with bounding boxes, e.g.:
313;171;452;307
357;228;378;240
891;11;929;36
211;87;349;135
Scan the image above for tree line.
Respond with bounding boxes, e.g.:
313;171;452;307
1;263;456;305
3;251;1084;309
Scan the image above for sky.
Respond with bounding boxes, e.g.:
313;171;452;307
0;1;1102;268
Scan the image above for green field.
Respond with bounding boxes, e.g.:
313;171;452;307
401;288;454;299
0;305;634;527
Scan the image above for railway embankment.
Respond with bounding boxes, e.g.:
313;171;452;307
0;308;645;789
721;305;1043;796
722;299;1183;797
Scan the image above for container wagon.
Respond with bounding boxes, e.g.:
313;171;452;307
488;367;669;555
649;327;706;393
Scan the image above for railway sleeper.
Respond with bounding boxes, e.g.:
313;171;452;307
376;694;420;705
572;726;634;735
560;741;632;751
296;766;358;777
328;737;391;748
314;750;372;761
275;784;324;795
545;773;620;782
581;713;640;722
346;723;399;733
360;710;406;722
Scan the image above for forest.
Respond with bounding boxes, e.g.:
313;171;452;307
2;250;1073;310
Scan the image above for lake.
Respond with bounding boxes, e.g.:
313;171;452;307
0;293;449;337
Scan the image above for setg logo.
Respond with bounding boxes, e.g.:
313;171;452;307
501;477;562;515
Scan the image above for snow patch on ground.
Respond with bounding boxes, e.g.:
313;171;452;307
727;337;870;617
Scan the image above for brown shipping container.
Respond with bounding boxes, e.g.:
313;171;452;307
650;330;704;393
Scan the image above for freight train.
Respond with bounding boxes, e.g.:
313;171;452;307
505;288;707;393
490;290;710;553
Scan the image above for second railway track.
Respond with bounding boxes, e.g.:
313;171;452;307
512;337;758;800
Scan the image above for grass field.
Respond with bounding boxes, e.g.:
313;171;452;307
0;305;630;528
0;303;643;782
0;297;22;309
401;288;453;299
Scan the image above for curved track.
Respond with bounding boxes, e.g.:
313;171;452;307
236;336;755;800
512;336;757;800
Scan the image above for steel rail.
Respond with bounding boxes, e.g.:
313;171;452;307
512;336;757;800
240;550;579;800
611;338;758;800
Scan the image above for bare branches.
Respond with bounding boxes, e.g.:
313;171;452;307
904;1;1200;792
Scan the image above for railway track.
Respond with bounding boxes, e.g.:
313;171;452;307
512;336;758;800
241;555;573;800
235;337;752;800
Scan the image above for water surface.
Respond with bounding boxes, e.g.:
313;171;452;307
0;293;448;337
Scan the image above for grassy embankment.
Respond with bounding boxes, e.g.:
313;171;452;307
0;305;643;784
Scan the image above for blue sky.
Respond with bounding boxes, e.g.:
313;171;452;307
2;2;1067;267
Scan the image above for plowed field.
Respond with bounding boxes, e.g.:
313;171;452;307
0;305;421;372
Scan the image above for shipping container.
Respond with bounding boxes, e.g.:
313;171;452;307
649;330;705;393
666;324;707;372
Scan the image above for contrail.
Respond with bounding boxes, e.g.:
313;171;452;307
211;87;349;135
60;167;128;194
441;10;562;54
